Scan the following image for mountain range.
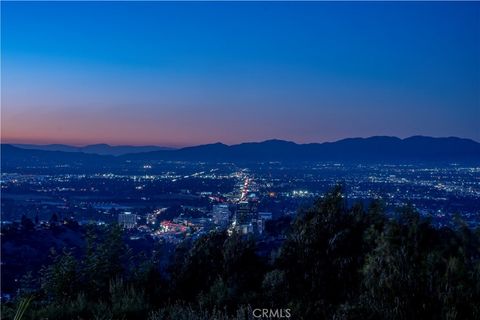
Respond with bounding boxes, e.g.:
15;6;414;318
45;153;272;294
122;136;480;162
2;136;480;169
11;143;173;156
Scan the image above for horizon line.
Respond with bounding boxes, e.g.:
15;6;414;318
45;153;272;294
2;134;479;149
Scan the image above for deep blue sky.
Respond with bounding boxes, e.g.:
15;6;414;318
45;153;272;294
2;2;479;146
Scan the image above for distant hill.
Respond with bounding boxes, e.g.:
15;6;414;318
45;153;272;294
122;136;480;163
1;144;113;171
2;136;480;170
12;143;173;156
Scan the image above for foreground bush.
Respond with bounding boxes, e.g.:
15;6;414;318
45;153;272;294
3;186;479;320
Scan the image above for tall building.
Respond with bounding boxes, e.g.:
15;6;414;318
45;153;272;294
257;212;273;234
212;204;230;227
234;200;261;235
236;201;251;225
118;212;137;229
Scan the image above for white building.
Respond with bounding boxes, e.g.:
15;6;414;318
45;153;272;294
258;212;273;221
212;204;230;227
118;212;137;229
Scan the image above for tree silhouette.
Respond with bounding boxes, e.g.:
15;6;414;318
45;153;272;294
4;186;480;320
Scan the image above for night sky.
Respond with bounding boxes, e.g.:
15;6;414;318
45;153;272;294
2;2;479;147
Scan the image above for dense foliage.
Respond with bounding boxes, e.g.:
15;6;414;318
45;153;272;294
2;186;480;319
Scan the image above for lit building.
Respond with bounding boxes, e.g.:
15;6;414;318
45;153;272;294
118;212;137;229
234;200;261;235
212;204;230;227
239;223;254;235
236;201;251;225
258;212;273;221
256;212;273;234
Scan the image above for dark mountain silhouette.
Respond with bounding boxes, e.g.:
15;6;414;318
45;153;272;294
122;136;480;163
12;143;173;156
2;136;479;169
1;144;113;171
